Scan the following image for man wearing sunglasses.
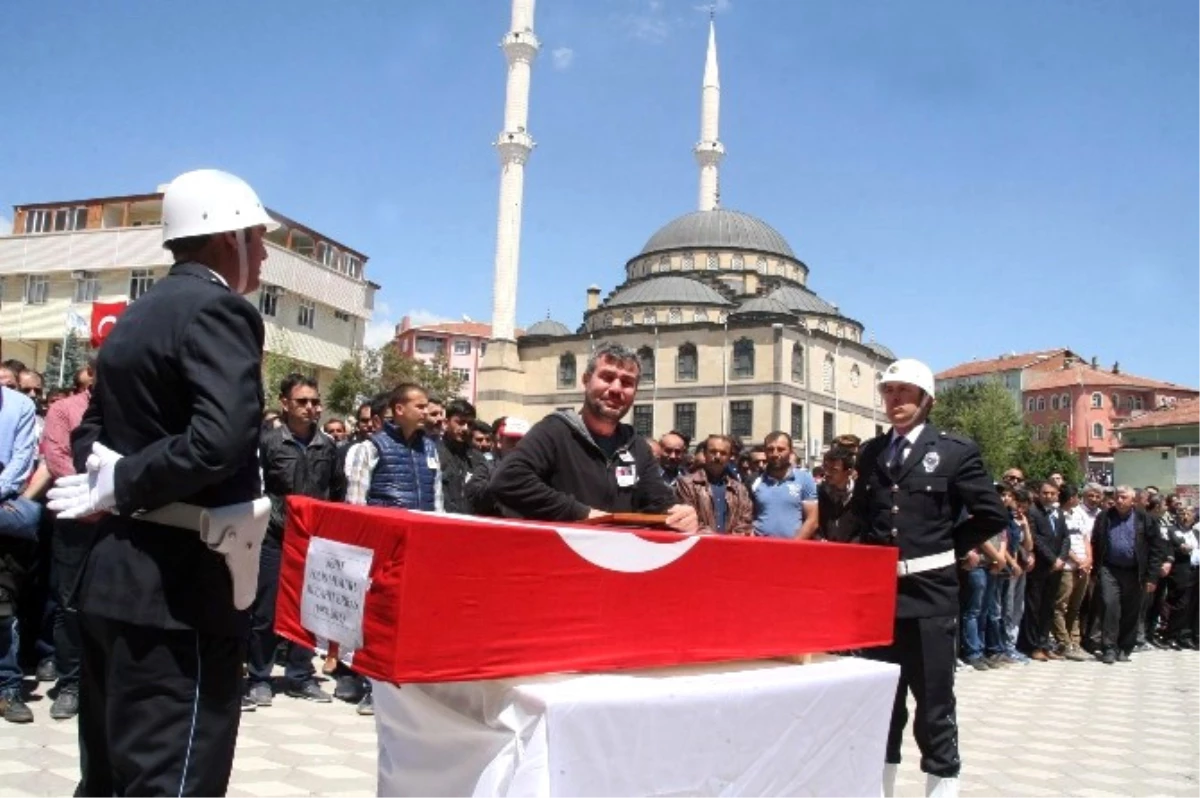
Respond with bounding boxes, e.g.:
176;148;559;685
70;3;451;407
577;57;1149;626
249;373;346;707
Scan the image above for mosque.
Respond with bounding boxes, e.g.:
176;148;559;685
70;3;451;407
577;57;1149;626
476;1;895;459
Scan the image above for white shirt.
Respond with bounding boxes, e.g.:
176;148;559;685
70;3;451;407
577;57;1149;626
889;423;926;466
1064;503;1099;569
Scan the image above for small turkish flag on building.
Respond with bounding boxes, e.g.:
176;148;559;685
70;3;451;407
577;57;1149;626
90;301;128;348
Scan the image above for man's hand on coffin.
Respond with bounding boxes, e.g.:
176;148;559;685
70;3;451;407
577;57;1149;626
586;508;611;521
664;504;699;535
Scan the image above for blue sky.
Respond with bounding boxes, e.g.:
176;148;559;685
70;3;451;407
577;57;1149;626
2;0;1196;385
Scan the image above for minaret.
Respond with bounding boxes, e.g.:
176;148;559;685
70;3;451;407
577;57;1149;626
694;19;724;212
489;0;539;343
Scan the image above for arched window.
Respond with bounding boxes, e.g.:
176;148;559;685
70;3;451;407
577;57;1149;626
1123;396;1134;410
1036;396;1046;411
818;320;829;333
1060;393;1070;409
667;307;682;324
602;313;613;329
731;254;744;270
1035;424;1045;440
649;258;659;274
637;346;655;383
677;343;698;382
756;256;768;274
557;353;576;388
1091;392;1103;409
659;255;670;272
622;311;634;326
1092;422;1104;440
1051;396;1060;411
642;309;657;326
1111;393;1119;409
693;308;709;322
1027;397;1036;412
822;355;835;392
791;343;805;383
732;338;755;379
682;253;695;270
706;252;719;270
850;364;861;388
1133;396;1144;411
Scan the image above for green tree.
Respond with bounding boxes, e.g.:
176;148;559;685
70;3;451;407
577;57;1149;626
378;344;464;400
929;380;1026;479
325;356;371;417
45;331;92;391
1022;425;1084;486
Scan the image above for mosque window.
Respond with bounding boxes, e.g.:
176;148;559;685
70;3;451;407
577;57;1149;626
717;311;728;324
756;256;768;274
677;343;698;382
603;313;613;329
731;254;744;270
622;311;634;326
818;320;829;333
682;252;695;270
732;338;755;379
643;309;657;326
693;308;709;323
557;353;576;388
791;343;805;383
659;255;671;271
638;346;656;383
822;355;835;392
850;364;861;388
706;252;719;270
668;307;683;324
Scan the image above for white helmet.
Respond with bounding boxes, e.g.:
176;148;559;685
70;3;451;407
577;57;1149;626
161;169;278;247
878;358;936;398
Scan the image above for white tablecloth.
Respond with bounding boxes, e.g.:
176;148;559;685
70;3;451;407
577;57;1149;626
372;657;900;797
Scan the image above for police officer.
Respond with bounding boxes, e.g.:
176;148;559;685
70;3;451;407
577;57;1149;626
852;359;1008;798
48;169;275;795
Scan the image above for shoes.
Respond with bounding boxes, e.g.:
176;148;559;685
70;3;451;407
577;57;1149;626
1149;637;1170;650
285;680;333;703
333;675;365;703
49;690;79;720
240;695;257;712
998;653;1022;665
1133;642;1152;653
356;693;374;716
1101;650;1116;665
1182;639;1199;651
35;659;58;683
968;658;990;672
1117;651;1132;663
1064;647;1088;662
984;654;1007;668
247;682;274;707
1030;650;1049;662
1045;648;1064;660
0;689;33;724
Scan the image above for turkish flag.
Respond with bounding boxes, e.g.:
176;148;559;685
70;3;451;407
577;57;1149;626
90;301;127;348
275;499;898;683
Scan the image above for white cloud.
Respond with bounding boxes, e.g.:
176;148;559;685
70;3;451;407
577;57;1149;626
551;46;575;70
364;305;456;348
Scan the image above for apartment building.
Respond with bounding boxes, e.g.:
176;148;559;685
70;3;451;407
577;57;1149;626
394;316;525;405
1;186;378;393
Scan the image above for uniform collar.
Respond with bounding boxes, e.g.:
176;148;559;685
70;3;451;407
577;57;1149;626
891;422;925;446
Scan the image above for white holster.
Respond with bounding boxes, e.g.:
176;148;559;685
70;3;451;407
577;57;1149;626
135;498;272;611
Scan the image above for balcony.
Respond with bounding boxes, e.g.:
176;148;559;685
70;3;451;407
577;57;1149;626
0;226;372;318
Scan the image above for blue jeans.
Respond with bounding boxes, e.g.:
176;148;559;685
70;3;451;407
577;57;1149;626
0;496;41;542
961;566;988;661
983;572;1006;656
0;616;20;692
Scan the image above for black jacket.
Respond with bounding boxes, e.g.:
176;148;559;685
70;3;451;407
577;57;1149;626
438;438;487;515
1028;504;1071;574
1091;507;1166;584
852;423;1009;619
487;410;676;521
71;262;264;635
260;425;346;538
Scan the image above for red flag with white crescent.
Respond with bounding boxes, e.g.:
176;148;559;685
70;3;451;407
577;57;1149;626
90;301;128;348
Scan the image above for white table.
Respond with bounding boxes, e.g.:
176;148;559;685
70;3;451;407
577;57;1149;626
372;657;900;797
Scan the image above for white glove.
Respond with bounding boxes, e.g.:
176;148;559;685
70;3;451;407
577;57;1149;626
46;442;122;519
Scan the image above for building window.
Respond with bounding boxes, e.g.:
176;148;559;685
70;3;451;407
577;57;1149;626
317;242;338;268
818;320;829;333
677;343;698;382
637;346;655;384
24;209;51;234
1111;393;1119;409
822;411;835;445
622;311;634;326
24;274;48;305
1133;396;1144;411
558;353;577;388
1123;396;1134;410
633;404;654;438
53;207;88;232
822;355;835;393
1036;396;1046;411
1091;392;1103;409
790;403;804;444
682;253;694;270
452;368;471;383
344;255;363;279
1051;396;1060;411
706;252;719;270
659;255;671;272
129;269;155;300
298;299;316;329
602;313;613;329
258;285;281;317
850;364;861;388
73;271;100;302
1026;397;1036;412
1060;392;1070;408
732;338;754;379
1035;424;1045;440
642;309;657;326
791;343;805;383
667;307;682;324
731;254;744;270
674;403;697;442
693;308;709;322
453;339;471;355
730;401;753;438
334;310;350;321
756;256;768;274
1091;422;1104;440
415;335;443;355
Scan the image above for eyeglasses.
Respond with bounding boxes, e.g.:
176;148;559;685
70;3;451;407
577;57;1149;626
1003;474;1022;481
290;397;321;407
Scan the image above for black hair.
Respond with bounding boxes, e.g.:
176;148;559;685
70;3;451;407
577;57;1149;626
764;430;792;448
472;420;494;436
388;382;425;408
445;398;476;420
164;234;213;260
1058;484;1078;504
823;443;856;471
279;372;318;399
369;391;391;420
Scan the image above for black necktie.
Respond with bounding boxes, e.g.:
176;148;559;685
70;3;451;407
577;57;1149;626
888;437;906;473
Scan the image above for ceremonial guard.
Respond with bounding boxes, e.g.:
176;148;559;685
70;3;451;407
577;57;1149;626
852;359;1008;798
48;169;275;796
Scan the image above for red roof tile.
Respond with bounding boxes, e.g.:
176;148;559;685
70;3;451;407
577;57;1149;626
1116;398;1200;430
400;321;526;339
935;349;1070;380
1025;361;1197;393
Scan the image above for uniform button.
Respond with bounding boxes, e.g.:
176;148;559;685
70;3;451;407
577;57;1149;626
890;528;898;538
925;486;932;492
891;506;899;514
891;485;899;493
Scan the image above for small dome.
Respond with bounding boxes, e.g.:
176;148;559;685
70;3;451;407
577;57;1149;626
525;318;572;337
602;276;733;309
766;284;840;316
639;209;795;260
867;340;896;360
730;295;795;319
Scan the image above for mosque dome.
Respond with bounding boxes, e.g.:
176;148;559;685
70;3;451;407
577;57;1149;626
638;209;795;260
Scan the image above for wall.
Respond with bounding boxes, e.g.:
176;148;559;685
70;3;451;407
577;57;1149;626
1114;447;1176;492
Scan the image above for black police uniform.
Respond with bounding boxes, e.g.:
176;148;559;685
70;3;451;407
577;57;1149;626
70;261;264;796
852;422;1008;778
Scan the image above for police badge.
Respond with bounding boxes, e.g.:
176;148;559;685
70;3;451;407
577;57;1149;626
922;452;940;473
